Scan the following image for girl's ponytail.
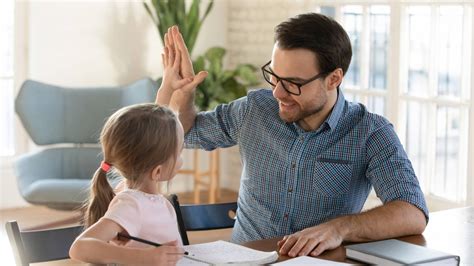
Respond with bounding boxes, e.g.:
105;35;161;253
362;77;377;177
84;163;115;227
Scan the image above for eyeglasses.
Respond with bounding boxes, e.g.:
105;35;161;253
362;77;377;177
261;60;328;96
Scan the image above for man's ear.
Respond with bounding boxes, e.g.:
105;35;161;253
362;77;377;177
326;68;343;90
151;165;163;182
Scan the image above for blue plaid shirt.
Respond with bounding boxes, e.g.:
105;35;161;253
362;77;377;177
185;89;429;243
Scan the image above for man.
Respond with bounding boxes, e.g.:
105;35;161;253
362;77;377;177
158;13;428;257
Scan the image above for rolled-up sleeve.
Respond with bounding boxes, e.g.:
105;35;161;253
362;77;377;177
185;95;249;150
365;123;429;223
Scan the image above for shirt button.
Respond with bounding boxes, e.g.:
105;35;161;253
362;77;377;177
284;213;289;219
288;187;293;192
299;136;304;141
291;162;296;168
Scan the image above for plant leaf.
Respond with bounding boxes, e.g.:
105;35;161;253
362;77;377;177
185;0;200;54
205;47;225;76
149;0;163;39
222;78;247;98
143;0;262;111
176;0;185;31
143;2;156;23
193;56;206;73
220;70;234;82
204;46;226;60
168;0;177;22
234;64;260;85
164;1;176;29
201;0;214;22
187;21;201;54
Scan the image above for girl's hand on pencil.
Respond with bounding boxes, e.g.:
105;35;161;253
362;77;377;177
162;239;180;246
143;245;185;266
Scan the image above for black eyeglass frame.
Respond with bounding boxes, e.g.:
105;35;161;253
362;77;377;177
261;60;330;96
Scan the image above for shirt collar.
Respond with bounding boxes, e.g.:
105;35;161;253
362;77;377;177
324;88;345;132
293;88;345;134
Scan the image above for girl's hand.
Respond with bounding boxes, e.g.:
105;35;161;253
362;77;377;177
143;245;184;266
162;239;180;246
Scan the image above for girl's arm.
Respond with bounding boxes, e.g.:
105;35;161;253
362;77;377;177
69;218;183;265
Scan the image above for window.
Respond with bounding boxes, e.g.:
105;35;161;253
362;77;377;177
0;0;15;156
319;2;472;204
401;5;471;202
335;5;390;116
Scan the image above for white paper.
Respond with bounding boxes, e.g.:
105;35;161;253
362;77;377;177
177;240;278;265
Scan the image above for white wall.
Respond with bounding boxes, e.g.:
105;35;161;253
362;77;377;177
27;0;227;86
1;0;230;209
0;159;27;208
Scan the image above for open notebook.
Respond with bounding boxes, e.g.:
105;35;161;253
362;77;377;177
177;240;279;265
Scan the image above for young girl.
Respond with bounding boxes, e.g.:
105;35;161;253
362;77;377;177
69;26;205;266
69;103;184;265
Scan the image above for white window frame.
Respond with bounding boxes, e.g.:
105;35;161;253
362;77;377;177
0;0;15;159
1;2;28;167
467;2;474;207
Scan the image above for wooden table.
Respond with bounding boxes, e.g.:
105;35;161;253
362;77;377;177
242;206;473;264
47;207;473;265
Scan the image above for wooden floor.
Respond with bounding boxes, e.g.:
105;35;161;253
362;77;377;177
0;189;238;265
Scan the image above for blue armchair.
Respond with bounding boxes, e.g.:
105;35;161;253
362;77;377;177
14;78;158;210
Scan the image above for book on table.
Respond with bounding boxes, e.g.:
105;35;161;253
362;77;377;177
345;239;460;265
177;240;279;265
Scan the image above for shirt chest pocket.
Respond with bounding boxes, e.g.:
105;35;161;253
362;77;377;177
312;158;353;196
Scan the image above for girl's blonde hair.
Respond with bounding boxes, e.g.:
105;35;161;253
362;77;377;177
84;103;179;227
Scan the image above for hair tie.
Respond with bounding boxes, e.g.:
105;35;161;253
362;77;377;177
100;161;112;172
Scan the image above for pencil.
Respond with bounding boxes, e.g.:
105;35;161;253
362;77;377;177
117;232;189;255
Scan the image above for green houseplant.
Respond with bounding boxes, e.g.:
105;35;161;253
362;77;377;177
144;0;259;110
143;0;213;56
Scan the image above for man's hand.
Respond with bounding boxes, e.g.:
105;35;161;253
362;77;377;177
160;34;193;93
169;26;207;108
165;26;207;93
277;219;346;257
173;26;196;79
277;201;426;258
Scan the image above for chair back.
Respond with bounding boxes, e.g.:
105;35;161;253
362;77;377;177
14;78;158;210
15;78;158;145
168;194;237;245
5;220;83;266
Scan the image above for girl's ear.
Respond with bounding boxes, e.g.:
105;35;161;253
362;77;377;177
151;165;163;182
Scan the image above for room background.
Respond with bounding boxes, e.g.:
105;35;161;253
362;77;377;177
1;0;473;211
